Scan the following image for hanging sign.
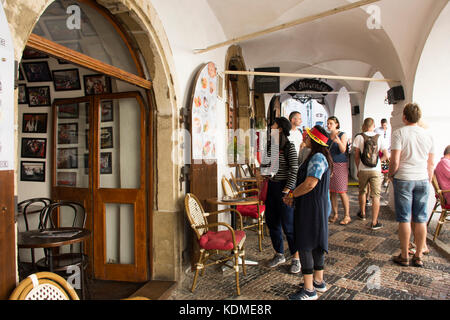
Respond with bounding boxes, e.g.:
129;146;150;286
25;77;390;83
191;62;218;161
0;2;15;171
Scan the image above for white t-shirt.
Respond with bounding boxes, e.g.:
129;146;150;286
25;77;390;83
288;128;303;156
391;125;434;180
374;126;391;150
353;131;387;171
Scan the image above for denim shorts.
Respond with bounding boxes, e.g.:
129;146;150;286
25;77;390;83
393;178;429;223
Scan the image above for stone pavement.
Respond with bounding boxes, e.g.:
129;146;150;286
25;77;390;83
169;186;450;300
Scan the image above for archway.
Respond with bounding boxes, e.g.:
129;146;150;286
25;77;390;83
334;87;352;137
364;71;393;131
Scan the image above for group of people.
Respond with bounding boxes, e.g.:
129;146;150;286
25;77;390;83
258;102;440;300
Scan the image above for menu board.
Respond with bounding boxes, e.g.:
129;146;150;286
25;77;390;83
0;2;15;171
191;62;218;160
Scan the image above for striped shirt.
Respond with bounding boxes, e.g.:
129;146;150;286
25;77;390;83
261;141;299;190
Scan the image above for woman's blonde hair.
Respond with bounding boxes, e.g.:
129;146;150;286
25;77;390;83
362;118;375;132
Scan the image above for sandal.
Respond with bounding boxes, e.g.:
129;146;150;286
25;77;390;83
339;216;352;225
392;254;409;267
328;214;338;224
412;256;424;268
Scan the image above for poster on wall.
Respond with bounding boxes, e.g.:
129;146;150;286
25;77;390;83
191;62;218;161
0;2;15;171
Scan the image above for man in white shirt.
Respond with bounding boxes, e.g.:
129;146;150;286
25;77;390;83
374;118;391;151
288;111;303;156
353;118;389;230
388;103;434;268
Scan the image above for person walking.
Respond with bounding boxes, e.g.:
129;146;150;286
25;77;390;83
326;116;351;225
288;111;303;156
389;103;435;268
284;125;332;300
353;118;389;230
262;117;300;273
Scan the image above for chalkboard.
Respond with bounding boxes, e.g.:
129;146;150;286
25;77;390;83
254;67;280;93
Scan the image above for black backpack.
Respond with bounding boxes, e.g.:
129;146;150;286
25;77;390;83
360;133;380;168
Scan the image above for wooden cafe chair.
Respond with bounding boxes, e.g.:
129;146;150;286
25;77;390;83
185;193;247;295
222;177;266;252
428;175;450;241
9;271;79;300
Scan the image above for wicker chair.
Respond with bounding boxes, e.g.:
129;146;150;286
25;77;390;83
428;175;450;241
185;193;247;295
9;272;79;300
222;177;266;251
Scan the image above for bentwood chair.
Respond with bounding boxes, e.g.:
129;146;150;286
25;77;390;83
222;177;266;251
428;175;450;241
16;198;52;276
37;201;89;299
185;193;247;295
9;272;79;300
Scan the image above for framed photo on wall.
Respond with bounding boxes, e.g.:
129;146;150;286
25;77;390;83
52;68;81;91
28;86;51;107
21;48;49;60
57;103;79;119
84;74;111;95
57;172;77;187
20;161;45;182
22;61;52;82
22;113;48;133
100;152;112;174
18;84;28;104
101;100;113;122
100;127;113;149
57;147;78;169
21;138;47;159
58;123;78;144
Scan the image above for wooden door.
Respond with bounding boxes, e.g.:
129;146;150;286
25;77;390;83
0;171;16;299
52;92;148;282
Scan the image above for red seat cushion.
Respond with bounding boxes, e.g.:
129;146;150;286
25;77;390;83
444;203;450;210
199;230;246;250
236;204;265;219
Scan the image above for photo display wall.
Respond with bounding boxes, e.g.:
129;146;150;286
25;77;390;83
18;47;114;186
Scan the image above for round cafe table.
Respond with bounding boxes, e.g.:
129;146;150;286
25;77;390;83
206;197;259;266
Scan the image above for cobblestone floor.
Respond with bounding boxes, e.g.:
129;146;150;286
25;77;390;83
169;186;450;300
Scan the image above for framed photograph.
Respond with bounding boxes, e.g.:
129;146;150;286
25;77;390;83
22;113;48;133
22;47;48;60
57;103;79;119
101;100;113;122
57;148;78;169
58;123;78;144
18;84;28;104
52;69;81;91
44;19;81;42
100;127;113;149
84;74;111;95
21;138;47;159
28;86;51;107
20;161;46;182
57;172;77;187
22;61;52;82
100;152;112;174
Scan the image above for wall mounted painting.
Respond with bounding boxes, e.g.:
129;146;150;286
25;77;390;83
18;84;28;104
84;74;111;95
22;61;52;82
57;172;77;187
100;127;113;149
57;147;78;169
28;86;51;107
52;68;81;91
100;152;112;174
21;138;47;159
57;103;79;119
58;123;78;144
22;113;48;133
20;161;45;182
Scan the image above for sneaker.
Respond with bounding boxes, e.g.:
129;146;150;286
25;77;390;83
298;280;328;293
290;259;301;274
267;253;285;268
370;221;383;230
288;288;318;300
357;211;366;220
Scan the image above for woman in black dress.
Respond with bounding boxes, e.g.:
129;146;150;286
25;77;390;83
284;125;333;300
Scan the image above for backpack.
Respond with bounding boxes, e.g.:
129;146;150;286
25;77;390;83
360;133;380;168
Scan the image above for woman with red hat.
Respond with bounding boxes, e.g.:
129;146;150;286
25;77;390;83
284;125;332;300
